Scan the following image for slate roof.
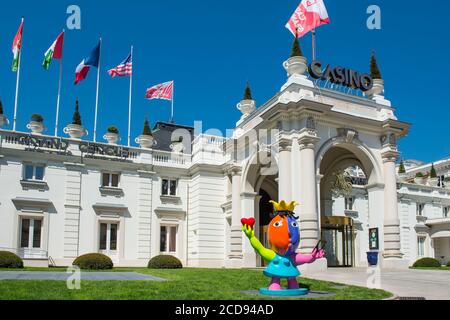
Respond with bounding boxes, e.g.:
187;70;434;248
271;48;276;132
151;122;195;152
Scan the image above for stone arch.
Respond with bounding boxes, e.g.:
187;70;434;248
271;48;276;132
316;136;383;186
241;150;279;194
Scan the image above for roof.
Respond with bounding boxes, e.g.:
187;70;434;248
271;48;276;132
152;122;194;152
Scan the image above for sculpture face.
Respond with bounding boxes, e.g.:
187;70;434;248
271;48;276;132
268;215;300;256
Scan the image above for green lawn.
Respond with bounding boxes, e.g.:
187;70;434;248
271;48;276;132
0;268;392;300
410;266;450;271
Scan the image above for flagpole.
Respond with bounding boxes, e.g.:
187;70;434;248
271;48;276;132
312;28;316;60
54;31;64;137
170;81;174;124
127;45;133;146
13;17;24;132
93;38;102;142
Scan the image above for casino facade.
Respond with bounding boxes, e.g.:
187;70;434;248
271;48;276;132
0;46;449;270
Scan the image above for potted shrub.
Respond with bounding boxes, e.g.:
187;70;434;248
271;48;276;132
414;172;425;185
364;50;384;98
103;126;120;145
283;34;308;77
0;98;9;128
27;114;45;134
236;82;256;120
428;164;439;187
63;99;87;139
135;117;154;149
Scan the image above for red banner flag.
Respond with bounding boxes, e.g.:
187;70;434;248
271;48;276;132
145;81;174;101
286;0;330;38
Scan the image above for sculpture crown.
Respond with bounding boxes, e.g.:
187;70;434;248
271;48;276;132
269;200;299;212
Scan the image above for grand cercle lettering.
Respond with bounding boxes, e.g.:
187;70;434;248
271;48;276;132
308;60;374;92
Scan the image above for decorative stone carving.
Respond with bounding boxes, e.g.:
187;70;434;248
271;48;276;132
381;133;397;147
306;116;316;130
337;128;359;144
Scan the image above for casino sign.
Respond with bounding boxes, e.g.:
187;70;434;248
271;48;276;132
308;60;373;92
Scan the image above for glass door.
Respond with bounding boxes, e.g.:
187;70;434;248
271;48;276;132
99;223;118;259
321;216;354;267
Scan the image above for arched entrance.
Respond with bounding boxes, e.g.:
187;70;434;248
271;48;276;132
241;150;279;267
317;139;382;267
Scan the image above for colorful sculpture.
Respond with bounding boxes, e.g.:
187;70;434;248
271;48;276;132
241;200;325;296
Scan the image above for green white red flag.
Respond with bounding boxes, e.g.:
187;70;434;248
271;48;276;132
12;18;24;72
43;31;64;70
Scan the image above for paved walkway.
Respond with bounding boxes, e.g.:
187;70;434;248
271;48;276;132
0;271;165;282
302;268;450;300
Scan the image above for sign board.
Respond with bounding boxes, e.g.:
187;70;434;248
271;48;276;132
309;60;374;92
369;228;379;250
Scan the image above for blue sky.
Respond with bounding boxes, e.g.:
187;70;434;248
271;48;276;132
0;0;449;162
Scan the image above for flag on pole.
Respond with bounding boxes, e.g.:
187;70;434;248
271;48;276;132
12;19;24;72
145;81;174;101
43;31;64;70
285;0;330;38
74;41;101;85
108;53;132;77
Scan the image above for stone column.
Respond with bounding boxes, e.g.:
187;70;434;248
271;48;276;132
381;148;406;268
278;137;292;202
227;166;243;267
297;129;321;254
241;191;258;267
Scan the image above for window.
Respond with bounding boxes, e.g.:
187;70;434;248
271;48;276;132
417;236;426;257
23;164;45;181
416;203;425;216
162;179;177;196
345;197;355;211
99;223;118;254
102;173;120;188
160;226;177;253
20;218;42;249
444;207;449;218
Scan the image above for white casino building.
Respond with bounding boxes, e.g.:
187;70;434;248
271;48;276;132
0;48;449;270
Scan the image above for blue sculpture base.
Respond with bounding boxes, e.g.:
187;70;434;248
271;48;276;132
259;288;309;297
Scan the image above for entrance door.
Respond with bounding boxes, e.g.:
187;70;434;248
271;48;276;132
321;216;354;267
99;223;118;259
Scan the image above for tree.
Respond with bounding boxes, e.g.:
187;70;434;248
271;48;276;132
243;82;253;100
72;98;82;126
290;34;303;58
398;160;406;174
430;164;438;179
0;98;4;115
370;50;382;79
142;117;153;136
31;114;44;123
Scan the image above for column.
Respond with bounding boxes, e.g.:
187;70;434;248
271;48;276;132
241;191;258;267
278;137;292;202
382;149;404;262
227;166;243;266
297;129;320;253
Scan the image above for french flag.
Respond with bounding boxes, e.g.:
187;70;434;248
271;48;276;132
75;40;101;85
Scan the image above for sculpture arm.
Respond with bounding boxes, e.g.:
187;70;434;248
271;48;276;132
294;248;326;266
242;225;276;262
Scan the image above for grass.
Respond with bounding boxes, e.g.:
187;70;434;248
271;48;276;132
0;268;392;300
410;266;450;271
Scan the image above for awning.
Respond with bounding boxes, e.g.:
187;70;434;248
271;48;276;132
431;230;450;239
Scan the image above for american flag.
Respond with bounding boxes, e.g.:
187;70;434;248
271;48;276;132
108;53;132;77
145;81;174;101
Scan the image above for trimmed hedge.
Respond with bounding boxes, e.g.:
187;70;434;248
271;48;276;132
447;261;450;267
148;255;182;269
0;251;24;269
73;253;113;270
412;257;441;268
